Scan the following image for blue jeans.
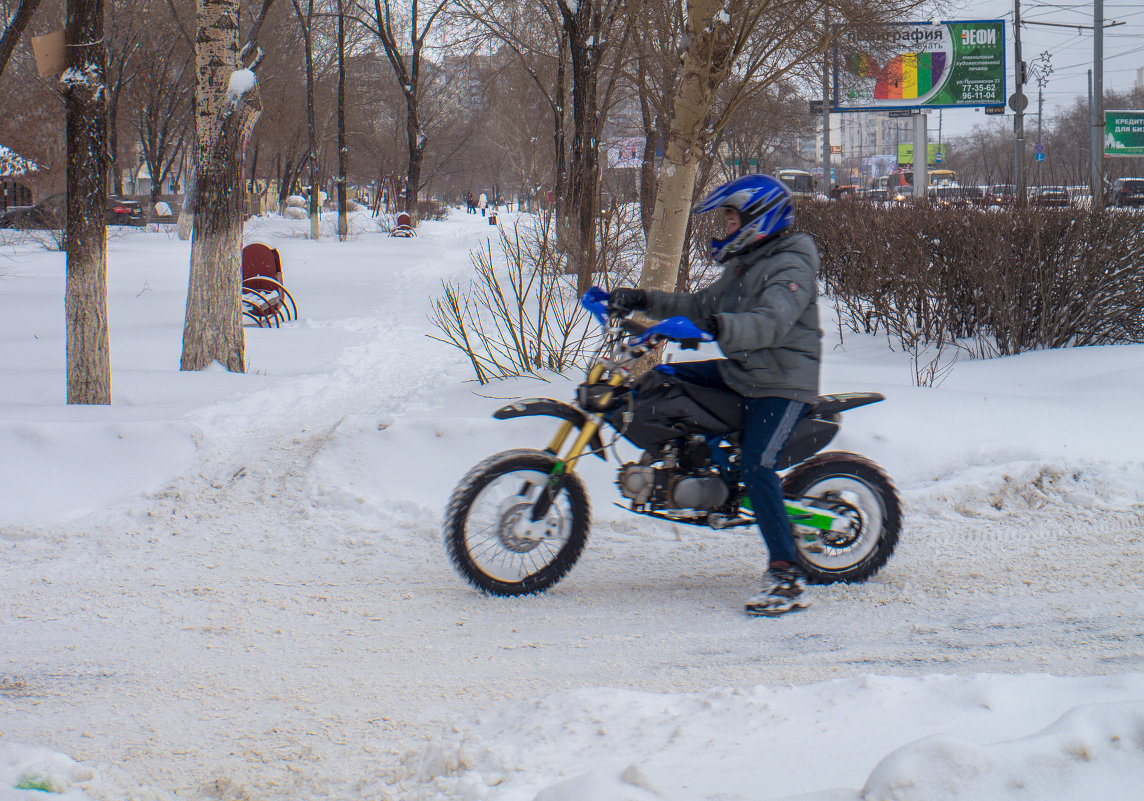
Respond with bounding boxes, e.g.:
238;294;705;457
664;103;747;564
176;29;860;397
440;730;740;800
659;361;807;565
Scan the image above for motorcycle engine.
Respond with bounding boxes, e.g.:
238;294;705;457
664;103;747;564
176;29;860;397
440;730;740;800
618;438;730;512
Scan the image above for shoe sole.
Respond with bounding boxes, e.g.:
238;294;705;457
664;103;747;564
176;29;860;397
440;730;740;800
744;600;809;617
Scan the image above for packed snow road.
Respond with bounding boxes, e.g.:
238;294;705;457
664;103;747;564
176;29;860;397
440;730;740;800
2;214;1142;801
4;424;1141;801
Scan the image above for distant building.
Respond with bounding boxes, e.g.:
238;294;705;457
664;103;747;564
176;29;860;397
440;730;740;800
799;112;910;185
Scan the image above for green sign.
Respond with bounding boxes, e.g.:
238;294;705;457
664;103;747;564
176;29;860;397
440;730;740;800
1104;110;1144;157
834;21;1006;111
896;143;946;165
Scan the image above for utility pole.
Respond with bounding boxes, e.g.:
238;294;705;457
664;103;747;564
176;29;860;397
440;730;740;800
1022;13;1122;207
1090;0;1104;210
1013;0;1027;207
913;112;928;201
821;17;832;197
1030;52;1053;186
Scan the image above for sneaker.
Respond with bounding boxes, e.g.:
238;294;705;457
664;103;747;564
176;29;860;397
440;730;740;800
744;565;808;617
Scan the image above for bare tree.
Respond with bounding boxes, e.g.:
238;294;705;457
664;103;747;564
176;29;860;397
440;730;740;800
454;0;569;217
639;0;930;296
62;0;110;404
354;0;450;212
290;0;322;237
555;0;629;289
336;0;348;237
133;32;193;211
179;0;270;372
105;5;143;195
0;0;42;80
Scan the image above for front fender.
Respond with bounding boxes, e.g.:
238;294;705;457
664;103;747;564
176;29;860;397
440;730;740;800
494;398;607;459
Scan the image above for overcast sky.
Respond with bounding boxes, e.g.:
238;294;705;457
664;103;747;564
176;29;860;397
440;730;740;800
925;1;1144;142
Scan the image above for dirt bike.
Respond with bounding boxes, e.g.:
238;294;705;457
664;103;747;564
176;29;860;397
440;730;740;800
443;287;902;597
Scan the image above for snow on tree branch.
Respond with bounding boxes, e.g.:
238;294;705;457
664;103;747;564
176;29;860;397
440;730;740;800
227;69;257;100
59;63;105;100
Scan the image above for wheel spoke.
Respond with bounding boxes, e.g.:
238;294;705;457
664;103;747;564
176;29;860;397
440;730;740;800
445;451;590;596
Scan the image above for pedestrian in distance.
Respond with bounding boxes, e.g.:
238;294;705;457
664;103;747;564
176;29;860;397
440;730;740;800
607;174;822;617
477;192;488;217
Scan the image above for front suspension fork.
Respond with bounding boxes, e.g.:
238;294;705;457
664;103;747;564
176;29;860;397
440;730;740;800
531;367;619;522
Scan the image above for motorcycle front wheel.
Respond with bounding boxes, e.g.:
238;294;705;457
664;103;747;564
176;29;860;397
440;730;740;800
444;449;590;597
782;452;902;584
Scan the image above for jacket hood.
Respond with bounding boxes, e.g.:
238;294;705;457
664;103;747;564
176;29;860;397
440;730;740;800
731;231;818;268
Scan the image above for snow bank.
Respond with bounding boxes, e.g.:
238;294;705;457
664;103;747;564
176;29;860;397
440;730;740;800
387;675;1144;800
0;744;95;801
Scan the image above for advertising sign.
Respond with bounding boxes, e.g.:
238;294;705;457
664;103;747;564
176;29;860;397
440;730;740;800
1104;110;1144;157
896;143;946;165
834;21;1006;112
862;154;898;180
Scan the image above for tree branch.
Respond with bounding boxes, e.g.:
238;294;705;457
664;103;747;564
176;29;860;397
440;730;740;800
0;0;43;80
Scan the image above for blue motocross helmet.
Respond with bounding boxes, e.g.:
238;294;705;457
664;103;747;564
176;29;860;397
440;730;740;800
694;174;794;262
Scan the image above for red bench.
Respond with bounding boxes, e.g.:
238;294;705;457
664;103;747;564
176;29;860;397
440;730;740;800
391;212;415;237
241;243;298;328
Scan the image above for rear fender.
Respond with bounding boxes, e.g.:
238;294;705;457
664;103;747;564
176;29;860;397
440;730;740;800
494;399;607;460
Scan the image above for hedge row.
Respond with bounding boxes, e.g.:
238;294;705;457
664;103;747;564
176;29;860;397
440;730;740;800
794;204;1144;357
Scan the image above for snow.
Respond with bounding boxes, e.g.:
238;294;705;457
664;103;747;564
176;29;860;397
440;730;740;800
0;145;38;177
58;63;103;98
1;209;1143;801
226;68;256;98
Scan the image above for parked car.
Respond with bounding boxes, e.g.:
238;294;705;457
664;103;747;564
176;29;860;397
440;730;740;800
985;184;1016;205
1030;186;1070;207
928;185;984;207
106;195;145;226
0;193;145;229
1107;177;1144;208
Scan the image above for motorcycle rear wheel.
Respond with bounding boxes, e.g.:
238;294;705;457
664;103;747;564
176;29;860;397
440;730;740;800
782;452;901;584
444;449;590;596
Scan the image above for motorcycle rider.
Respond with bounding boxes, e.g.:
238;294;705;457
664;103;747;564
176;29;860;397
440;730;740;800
608;174;822;616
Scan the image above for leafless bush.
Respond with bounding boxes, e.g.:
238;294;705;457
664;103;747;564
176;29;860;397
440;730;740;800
0;227;66;251
429;209;602;383
416;199;449;221
686;210;724;291
798;204;1144;373
597;199;646;288
373;213;398;235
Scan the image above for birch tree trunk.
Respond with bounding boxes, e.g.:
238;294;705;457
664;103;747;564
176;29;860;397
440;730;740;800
180;0;261;372
639;0;733;293
63;0;111;404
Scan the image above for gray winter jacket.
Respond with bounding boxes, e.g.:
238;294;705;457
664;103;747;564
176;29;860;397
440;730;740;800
645;232;822;402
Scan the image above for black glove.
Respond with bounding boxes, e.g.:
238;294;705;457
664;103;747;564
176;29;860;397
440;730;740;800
695;315;721;338
607;288;648;315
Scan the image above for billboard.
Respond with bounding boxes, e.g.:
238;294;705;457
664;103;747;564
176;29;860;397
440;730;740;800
834;21;1006;112
862;154;898;180
896;143;946;165
1104;110;1144;157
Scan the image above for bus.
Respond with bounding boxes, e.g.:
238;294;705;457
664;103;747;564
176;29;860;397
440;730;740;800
776;168;815;200
877;168;959;190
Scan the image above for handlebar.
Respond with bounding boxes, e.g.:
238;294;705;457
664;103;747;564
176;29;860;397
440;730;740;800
580;287;714;347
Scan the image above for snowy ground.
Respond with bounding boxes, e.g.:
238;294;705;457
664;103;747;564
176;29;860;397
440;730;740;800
1;210;1143;801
